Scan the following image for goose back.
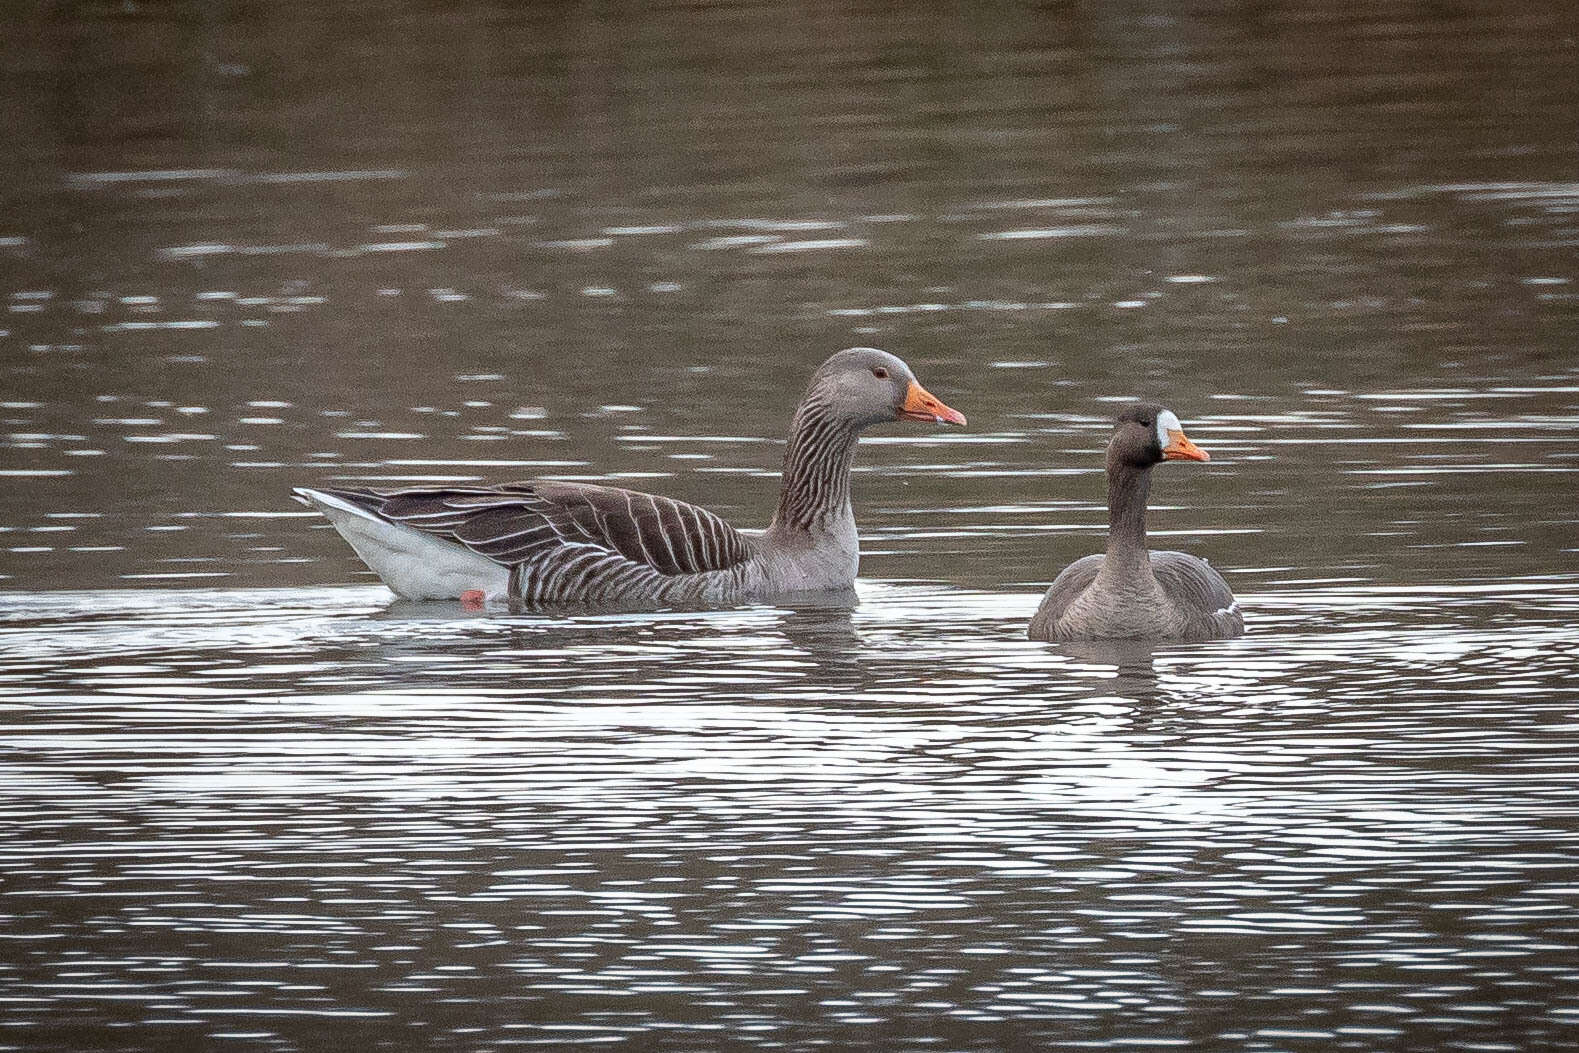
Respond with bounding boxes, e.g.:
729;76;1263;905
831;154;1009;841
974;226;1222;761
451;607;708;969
320;481;755;604
1151;550;1241;638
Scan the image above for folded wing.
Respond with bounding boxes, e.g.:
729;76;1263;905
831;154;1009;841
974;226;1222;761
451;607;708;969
1151;550;1243;635
325;480;752;575
1028;553;1103;639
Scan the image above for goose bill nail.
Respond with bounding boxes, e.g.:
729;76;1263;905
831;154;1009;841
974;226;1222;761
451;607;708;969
899;382;967;426
1163;429;1209;462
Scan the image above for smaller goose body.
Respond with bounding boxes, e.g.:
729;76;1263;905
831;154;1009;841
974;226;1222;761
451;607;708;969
296;348;965;607
1029;404;1243;642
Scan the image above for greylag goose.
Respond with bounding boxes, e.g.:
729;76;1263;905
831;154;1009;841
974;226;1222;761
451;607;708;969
1028;403;1243;641
294;347;965;607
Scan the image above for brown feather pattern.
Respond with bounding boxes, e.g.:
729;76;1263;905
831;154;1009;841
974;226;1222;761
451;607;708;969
327;481;751;578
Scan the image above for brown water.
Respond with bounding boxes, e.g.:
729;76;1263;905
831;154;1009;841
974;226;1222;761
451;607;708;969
3;1;1578;1049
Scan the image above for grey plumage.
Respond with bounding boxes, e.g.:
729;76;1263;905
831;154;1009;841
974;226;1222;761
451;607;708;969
296;347;965;607
1029;550;1242;641
1029;403;1244;642
316;481;755;605
338;482;751;577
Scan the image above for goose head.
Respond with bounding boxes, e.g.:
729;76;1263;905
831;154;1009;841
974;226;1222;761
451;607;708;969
805;347;967;429
1109;403;1209;468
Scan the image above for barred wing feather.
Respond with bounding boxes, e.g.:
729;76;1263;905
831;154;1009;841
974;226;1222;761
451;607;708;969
329;481;752;575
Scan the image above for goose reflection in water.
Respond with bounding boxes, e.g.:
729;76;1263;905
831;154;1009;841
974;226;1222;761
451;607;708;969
1055;638;1164;706
771;597;866;685
372;587;867;692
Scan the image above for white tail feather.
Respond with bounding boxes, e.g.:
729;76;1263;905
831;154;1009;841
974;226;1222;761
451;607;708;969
294;487;508;601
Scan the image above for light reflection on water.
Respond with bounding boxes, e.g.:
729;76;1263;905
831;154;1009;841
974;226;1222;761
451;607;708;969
5;0;1579;1047
3;584;1579;1047
4;381;1577;595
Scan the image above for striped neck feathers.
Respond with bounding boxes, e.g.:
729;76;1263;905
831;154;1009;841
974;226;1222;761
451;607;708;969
771;392;863;535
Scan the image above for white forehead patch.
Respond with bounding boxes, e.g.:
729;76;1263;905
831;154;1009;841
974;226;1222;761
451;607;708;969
1156;409;1182;445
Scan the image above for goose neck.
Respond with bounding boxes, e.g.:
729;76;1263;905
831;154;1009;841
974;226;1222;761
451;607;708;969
1104;460;1153;572
769;397;861;536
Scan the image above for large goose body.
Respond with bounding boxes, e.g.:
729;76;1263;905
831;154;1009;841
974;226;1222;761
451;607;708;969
1028;548;1241;641
294;480;852;605
1029;404;1243;642
296;348;964;606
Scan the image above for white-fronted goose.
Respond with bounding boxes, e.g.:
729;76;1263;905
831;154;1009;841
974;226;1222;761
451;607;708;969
295;348;965;606
1029;404;1244;642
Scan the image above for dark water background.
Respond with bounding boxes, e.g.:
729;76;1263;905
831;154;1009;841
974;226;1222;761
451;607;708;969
2;1;1578;1049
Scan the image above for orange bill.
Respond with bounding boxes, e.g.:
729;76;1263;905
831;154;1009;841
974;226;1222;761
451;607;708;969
898;381;967;426
1162;427;1209;462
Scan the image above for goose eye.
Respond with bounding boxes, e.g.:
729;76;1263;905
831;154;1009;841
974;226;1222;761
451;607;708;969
871;367;889;380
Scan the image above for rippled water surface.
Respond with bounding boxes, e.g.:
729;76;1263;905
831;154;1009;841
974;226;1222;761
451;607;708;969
3;0;1579;1049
